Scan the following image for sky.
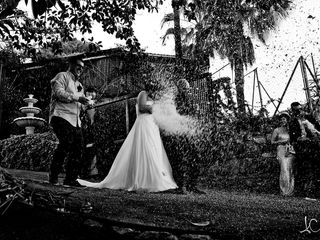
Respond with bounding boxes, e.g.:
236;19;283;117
18;0;320;115
246;0;320;114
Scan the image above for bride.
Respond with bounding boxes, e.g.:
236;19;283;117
78;90;178;192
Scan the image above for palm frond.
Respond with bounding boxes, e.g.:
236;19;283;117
0;21;11;36
182;44;194;58
161;13;174;28
182;27;195;45
162;27;190;45
273;5;288;18
161;27;175;45
2;19;14;29
241;36;255;68
271;2;289;21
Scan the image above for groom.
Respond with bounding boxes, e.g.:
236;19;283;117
174;79;205;194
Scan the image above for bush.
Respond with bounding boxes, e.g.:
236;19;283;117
161;120;247;189
0;51;280;193
0;115;280;194
0;131;57;171
82;99;137;176
0;99;137;175
161;117;279;193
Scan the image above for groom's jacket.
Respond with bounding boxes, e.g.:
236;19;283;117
289;114;320;144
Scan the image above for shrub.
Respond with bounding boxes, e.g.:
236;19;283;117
0;114;280;194
0;99;137;175
0;131;57;171
82;99;137;176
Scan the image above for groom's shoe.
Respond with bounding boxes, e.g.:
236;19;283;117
190;188;206;195
48;173;59;185
175;187;188;195
187;187;206;195
63;180;84;188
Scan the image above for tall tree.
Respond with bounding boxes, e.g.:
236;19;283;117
197;0;291;115
171;0;183;60
162;0;291;115
162;0;205;60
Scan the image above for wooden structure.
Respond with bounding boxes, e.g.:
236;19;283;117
189;73;211;116
244;68;276;115
273;55;319;116
0;48;210;138
189;73;235;119
81;48;182;98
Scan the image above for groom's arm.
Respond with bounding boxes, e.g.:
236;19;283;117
138;105;152;114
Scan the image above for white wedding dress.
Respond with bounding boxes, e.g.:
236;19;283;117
78;101;178;192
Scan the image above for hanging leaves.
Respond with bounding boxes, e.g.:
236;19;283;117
31;0;47;18
0;0;163;57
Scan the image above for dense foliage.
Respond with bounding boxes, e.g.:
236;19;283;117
0;0;164;57
0;132;57;171
84;100;137;177
0;113;279;193
0;28;281;194
0;50;279;193
162;0;292;114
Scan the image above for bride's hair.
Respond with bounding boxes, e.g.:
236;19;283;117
137;91;148;105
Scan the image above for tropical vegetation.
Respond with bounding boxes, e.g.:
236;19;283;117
0;0;293;194
162;0;292;114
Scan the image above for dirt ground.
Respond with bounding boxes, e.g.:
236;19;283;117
2;169;320;240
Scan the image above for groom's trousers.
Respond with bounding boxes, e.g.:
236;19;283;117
49;116;84;184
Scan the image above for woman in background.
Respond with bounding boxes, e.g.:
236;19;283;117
271;112;294;196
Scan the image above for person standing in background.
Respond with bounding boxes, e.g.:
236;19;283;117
289;102;320;198
80;86;99;179
271;112;295;196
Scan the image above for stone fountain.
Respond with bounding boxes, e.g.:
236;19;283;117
13;94;46;135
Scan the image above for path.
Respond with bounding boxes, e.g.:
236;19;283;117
3;168;320;239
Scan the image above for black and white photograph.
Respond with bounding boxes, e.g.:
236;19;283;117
1;0;320;239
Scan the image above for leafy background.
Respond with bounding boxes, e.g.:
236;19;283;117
0;47;280;194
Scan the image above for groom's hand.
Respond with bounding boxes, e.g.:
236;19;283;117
78;96;89;105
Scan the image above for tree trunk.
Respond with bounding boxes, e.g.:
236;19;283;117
233;20;246;116
0;62;3;139
172;0;183;60
234;55;246;115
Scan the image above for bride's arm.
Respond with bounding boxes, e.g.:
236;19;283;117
137;91;152;113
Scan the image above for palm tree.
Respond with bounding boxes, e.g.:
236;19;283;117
197;0;291;115
171;0;183;60
161;0;205;60
162;0;291;115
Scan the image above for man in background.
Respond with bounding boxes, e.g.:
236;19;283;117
289;102;320;198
